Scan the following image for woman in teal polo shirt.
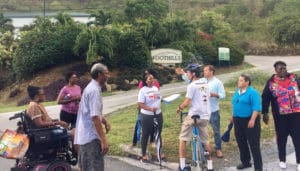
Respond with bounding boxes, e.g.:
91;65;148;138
232;74;263;171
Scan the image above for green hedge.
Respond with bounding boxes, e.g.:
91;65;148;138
13;24;82;79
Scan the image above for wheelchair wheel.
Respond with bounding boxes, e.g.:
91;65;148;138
46;161;71;171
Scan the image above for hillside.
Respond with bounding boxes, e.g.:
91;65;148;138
0;62;89;106
0;0;263;15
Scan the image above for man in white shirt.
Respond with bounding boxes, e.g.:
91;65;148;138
176;64;213;171
74;63;111;171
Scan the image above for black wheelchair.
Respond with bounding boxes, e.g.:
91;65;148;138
8;111;77;171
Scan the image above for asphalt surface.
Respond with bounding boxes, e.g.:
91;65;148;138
0;55;299;171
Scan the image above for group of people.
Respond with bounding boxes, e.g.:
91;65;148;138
26;63;111;171
24;60;300;171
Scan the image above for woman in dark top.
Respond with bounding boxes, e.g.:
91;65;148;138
262;61;300;170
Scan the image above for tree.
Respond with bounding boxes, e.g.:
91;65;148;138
13;14;82;79
197;11;232;40
89;10;112;27
0;31;15;69
116;30;150;69
74;26;114;66
124;0;168;22
270;0;300;47
271;14;300;47
0;13;13;34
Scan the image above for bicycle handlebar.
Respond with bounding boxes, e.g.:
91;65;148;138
179;111;188;123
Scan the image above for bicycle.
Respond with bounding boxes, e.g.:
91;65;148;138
179;111;209;171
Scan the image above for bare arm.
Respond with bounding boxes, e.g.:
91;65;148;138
92;116;109;155
176;98;191;113
101;117;111;133
248;111;259;128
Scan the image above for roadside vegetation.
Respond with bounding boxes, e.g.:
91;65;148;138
106;71;274;162
0;0;299;106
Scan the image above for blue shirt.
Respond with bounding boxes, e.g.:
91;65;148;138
232;86;261;118
74;79;103;145
202;77;225;112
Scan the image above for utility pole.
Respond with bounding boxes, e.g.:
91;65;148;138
43;0;46;19
169;0;173;18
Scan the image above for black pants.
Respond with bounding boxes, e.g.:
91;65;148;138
132;112;154;145
234;116;262;170
272;112;300;163
141;113;163;156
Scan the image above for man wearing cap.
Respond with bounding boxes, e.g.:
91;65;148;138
74;63;111;171
176;64;213;171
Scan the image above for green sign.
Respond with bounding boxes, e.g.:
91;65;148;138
218;47;230;61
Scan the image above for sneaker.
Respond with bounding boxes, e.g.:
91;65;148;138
297;164;300;171
178;166;191;171
236;163;252;170
207;159;213;171
279;161;286;169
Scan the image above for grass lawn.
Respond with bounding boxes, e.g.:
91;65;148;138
106;70;276;162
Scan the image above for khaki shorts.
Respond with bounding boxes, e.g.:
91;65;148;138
179;115;209;144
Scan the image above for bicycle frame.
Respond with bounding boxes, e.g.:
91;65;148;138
153;113;162;166
180;111;208;171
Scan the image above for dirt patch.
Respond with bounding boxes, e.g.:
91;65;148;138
0;62;86;105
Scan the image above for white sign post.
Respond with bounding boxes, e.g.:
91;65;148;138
218;47;230;66
151;48;182;65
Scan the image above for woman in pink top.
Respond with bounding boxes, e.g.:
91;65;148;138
57;71;81;128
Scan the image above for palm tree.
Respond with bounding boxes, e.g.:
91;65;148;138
88;10;112;27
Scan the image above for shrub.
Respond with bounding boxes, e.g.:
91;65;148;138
195;40;218;65
212;37;244;65
0;69;15;90
13;18;82;80
115;31;151;69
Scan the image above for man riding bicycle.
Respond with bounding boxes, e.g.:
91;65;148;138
176;64;213;171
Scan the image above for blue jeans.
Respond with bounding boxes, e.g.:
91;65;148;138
209;110;222;150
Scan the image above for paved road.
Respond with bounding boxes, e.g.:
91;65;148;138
0;55;299;171
245;55;300;73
